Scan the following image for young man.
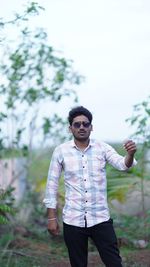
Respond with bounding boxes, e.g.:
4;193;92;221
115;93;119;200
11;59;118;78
43;106;137;267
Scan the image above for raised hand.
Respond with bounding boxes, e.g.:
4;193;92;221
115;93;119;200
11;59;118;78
124;140;137;156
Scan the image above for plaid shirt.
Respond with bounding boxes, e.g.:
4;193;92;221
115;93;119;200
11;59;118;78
43;139;136;227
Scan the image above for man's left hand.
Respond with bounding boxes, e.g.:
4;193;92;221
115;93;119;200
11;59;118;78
124;140;137;156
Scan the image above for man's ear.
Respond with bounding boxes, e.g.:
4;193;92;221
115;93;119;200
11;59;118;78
69;125;72;133
91;124;93;131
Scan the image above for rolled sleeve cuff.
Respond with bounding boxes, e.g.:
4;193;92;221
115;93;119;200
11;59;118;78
43;198;57;209
123;158;137;170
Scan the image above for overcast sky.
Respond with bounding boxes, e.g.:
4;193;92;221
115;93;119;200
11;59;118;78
1;0;150;142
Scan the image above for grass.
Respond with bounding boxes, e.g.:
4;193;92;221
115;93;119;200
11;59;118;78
0;242;149;267
0;220;150;267
1;146;150;267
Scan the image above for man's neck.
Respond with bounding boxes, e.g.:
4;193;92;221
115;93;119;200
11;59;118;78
74;139;90;150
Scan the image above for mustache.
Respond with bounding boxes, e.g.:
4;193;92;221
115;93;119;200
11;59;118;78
78;130;86;133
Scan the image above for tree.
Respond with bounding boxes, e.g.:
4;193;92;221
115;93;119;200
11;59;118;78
0;2;83;154
0;2;83;223
126;96;150;146
126;95;150;214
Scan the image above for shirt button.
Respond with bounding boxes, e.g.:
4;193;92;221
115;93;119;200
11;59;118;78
86;200;88;202
85;191;87;193
83;166;85;168
82;155;84;157
84;179;86;181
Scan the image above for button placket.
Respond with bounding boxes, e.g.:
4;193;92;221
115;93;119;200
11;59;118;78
81;153;89;219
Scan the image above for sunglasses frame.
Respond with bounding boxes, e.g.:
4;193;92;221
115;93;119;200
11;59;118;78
72;121;91;129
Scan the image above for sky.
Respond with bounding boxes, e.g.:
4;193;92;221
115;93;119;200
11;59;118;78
1;0;150;143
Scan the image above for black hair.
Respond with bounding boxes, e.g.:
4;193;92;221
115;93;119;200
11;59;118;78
68;106;93;125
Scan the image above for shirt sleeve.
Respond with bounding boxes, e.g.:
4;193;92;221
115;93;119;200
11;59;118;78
103;143;137;170
43;147;63;208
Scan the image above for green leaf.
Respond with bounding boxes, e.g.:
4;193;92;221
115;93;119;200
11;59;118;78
0;215;8;224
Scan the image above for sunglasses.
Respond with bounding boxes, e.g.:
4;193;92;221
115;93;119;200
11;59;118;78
72;121;91;129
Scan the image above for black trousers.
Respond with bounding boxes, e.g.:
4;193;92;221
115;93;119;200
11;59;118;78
63;219;122;267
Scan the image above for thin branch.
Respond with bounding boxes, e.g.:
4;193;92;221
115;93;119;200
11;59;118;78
0;249;37;258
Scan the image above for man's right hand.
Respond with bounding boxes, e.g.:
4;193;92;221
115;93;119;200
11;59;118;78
47;219;60;236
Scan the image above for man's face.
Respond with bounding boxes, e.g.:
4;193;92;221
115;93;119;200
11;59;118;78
69;115;92;141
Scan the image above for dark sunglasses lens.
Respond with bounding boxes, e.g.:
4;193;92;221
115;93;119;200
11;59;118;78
82;122;91;128
73;122;91;128
73;122;81;128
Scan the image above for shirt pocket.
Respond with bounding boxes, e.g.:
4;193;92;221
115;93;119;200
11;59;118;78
89;155;106;178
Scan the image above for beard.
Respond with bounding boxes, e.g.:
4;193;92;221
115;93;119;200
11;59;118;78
73;131;90;142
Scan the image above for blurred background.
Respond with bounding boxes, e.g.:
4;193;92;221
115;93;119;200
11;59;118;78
0;1;150;266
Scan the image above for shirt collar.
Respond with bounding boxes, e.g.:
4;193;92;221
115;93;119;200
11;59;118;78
70;139;95;149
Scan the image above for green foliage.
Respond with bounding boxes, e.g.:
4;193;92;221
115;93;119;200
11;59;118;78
106;143;137;203
0;1;83;220
126;95;150;213
114;211;150;241
0;187;15;224
0;147;29;159
0;2;44;29
0;1;83;153
107;165;137;203
126;96;150;146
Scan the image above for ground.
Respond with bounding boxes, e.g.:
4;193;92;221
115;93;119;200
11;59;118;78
3;236;150;267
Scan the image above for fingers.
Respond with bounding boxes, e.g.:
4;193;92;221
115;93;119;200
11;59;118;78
123;140;137;155
48;228;59;236
47;221;59;236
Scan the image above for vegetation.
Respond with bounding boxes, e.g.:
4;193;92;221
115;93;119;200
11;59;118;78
0;213;150;267
0;1;150;266
126;96;150;214
0;0;83;226
0;187;15;224
0;2;83;154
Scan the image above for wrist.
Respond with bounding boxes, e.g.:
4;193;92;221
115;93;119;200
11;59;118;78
48;217;57;221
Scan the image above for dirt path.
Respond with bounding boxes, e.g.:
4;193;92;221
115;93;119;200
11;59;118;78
47;251;150;267
7;235;150;267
